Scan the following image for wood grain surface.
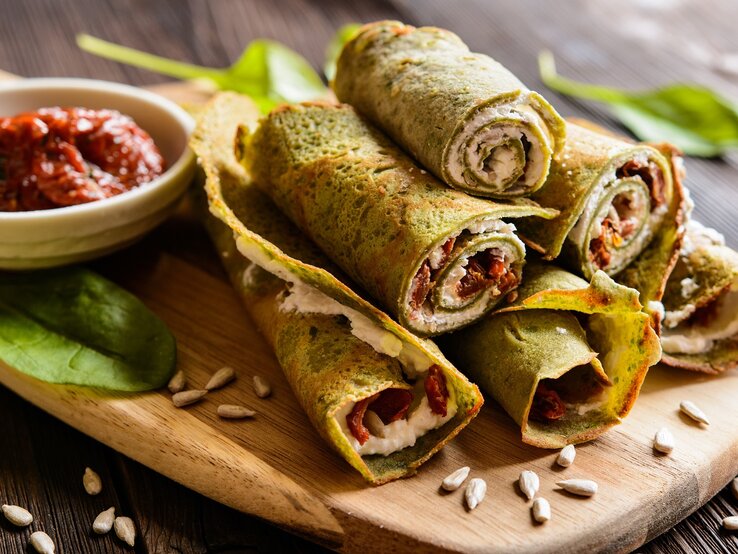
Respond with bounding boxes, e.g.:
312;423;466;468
0;0;737;553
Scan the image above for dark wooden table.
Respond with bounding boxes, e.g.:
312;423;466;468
2;0;738;552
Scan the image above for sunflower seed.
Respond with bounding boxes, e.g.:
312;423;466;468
114;516;136;547
441;466;470;491
1;504;33;526
172;389;207;408
217;404;256;419
29;531;54;554
465;478;487;510
557;444;576;468
556;479;598;497
363;410;386;438
723;516;738;531
679;400;710;425
732;477;738;500
83;467;102;495
206;366;236;391
532;497;551;523
253;375;271;398
519;470;539;501
653;427;675;454
93;507;116;534
167;370;186;394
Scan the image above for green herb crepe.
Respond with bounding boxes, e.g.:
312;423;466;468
333;20;565;199
661;221;738;374
440;264;660;448
191;92;483;485
244;102;557;336
517;120;685;300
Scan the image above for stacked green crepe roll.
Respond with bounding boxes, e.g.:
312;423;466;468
440;263;661;448
660;220;738;374
516;121;685;300
190;92;483;485
333;21;565;199
244;102;556;336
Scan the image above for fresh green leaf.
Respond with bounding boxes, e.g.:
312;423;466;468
77;34;327;113
324;23;361;82
538;50;738;156
0;267;176;391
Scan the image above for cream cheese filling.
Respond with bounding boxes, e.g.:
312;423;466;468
662;278;738;354
446;97;549;193
335;390;458;457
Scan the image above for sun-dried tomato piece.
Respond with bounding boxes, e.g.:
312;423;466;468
529;383;566;422
346;394;377;445
617;160;665;207
424;364;448;417
370;388;414;424
410;261;432;310
457;251;517;299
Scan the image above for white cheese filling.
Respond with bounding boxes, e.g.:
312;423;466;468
446;97;550;193
662;278;738;354
336;393;457;457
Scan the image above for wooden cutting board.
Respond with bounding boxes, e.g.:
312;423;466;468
1;75;737;554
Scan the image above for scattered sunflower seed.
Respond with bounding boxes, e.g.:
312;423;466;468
167;370;187;394
532;497;551;523
93;507;116;535
114;516;136;547
206;366;236;391
1;504;33;526
217;404;256;419
653;427;675;454
83;467;102;495
679;400;710;425
253;375;271;398
519;470;539;501
29;531;54;554
556;479;598;497
172;389;207;408
441;466;470;492
557;444;576;468
732;477;738;500
723;516;738;531
465;477;487;510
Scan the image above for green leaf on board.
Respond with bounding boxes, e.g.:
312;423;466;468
538;50;738;157
0;267;176;391
76;34;327;113
324;23;361;82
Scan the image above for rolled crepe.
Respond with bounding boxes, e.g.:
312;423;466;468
333;20;565;198
661;220;738;374
517;121;684;293
191;92;483;484
244;102;556;336
439;264;660;448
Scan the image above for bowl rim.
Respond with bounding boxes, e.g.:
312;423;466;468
0;77;195;222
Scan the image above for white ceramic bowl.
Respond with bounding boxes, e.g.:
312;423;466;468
0;78;196;269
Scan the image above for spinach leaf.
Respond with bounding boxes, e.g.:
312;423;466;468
538;50;738;157
323;23;361;82
76;34;327;113
0;267;176;391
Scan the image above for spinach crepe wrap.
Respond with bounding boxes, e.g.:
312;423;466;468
518;121;684;293
333;20;565;198
661;220;738;374
244;102;556;336
191;92;483;484
440;264;660;448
